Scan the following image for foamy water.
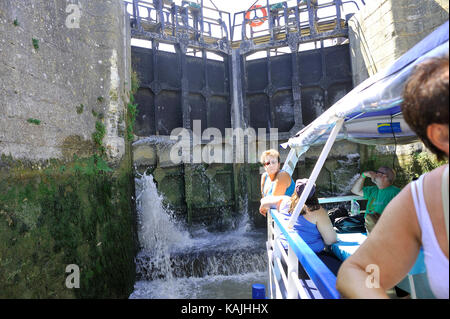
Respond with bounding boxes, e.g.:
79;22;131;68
130;173;267;299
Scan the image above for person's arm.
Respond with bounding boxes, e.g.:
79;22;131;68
315;207;337;245
271;171;291;196
260;173;267;197
336;184;421;298
351;171;374;196
259;195;290;217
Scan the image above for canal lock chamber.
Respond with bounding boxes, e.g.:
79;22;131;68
130;172;268;299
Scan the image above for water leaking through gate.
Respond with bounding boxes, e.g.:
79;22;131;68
129;173;268;299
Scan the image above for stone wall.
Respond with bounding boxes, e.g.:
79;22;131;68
0;0;137;298
349;0;449;86
133;136;364;229
0;0;131;163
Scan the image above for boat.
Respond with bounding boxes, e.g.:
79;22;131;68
265;20;449;299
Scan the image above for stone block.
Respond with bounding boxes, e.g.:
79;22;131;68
0;0;131;164
152;166;186;209
349;0;449;86
133;144;157;166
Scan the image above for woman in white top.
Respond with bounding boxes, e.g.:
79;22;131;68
336;56;449;298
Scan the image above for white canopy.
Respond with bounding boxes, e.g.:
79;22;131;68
282;21;449;158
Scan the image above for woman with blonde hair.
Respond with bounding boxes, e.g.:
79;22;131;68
260;179;341;276
259;149;295;216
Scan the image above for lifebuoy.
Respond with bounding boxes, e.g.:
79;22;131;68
245;5;268;27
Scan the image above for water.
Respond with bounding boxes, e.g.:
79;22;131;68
131;272;268;299
130;173;268;299
333;153;361;195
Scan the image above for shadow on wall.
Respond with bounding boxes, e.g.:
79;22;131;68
390;0;449;45
348;0;449;86
348;17;375;86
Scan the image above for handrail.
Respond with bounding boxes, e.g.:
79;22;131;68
269;209;340;299
126;0;232;43
231;0;350;43
127;0;356;50
318;195;364;204
266;186;366;298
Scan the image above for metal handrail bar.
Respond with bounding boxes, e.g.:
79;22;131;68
231;0;349;43
266;244;283;298
178;2;231;39
268;214;293;299
342;0;360;11
275;256;289;291
271;264;284;298
275;239;290;297
291;270;311;299
128;0;359;45
275;234;309;299
318;195;364;204
276;238;289;261
127;1;173;29
267;185;364;299
270;209;340;299
128;0;232;42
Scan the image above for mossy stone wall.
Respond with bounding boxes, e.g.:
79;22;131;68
0;156;137;298
360;143;446;188
0;0;137;298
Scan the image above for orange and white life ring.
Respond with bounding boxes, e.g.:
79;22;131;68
245;5;268;27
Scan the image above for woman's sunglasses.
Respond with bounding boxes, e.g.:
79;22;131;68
264;160;278;167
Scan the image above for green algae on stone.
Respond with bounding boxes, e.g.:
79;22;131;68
0;157;137;298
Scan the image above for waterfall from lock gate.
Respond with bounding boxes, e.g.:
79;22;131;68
129;173;268;299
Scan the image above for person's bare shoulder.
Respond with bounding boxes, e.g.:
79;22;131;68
311;207;329;222
384;183;414;212
277;170;291;182
427;164;447;179
379;182;421;243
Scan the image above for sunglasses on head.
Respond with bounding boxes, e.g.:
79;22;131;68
264;160;278;167
376;170;386;175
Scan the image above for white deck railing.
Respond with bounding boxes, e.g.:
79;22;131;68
266;119;359;299
266;194;364;299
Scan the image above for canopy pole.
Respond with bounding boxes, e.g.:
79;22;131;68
288;119;344;228
282;148;302;177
